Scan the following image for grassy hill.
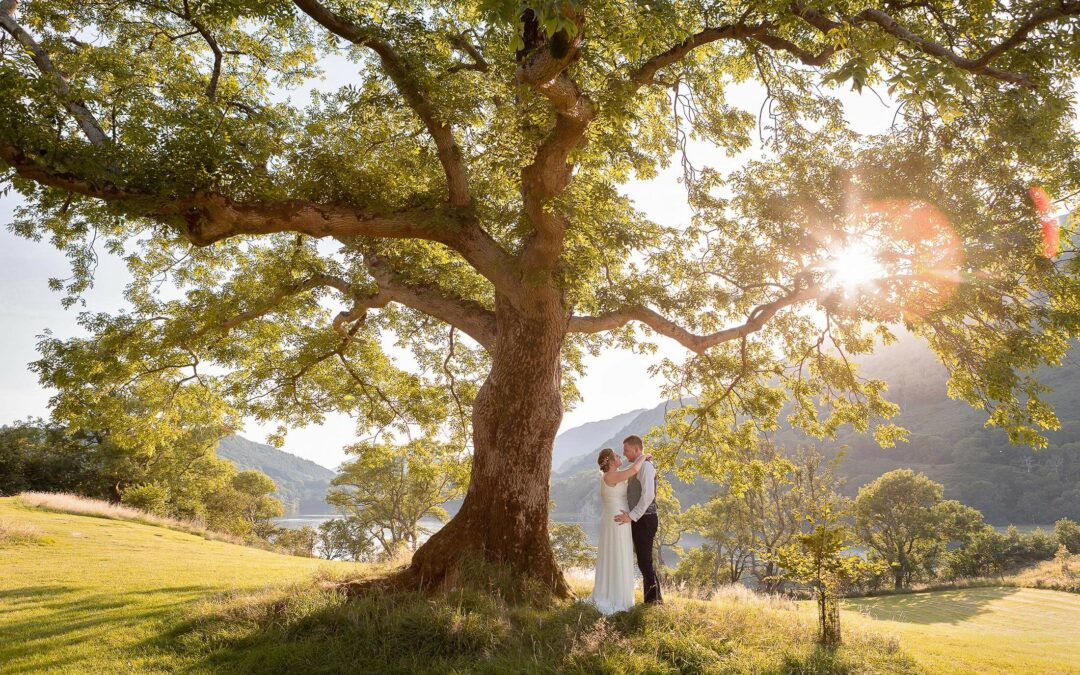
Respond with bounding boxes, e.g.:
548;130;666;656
0;496;359;673
4;496;1079;673
1;496;919;674
216;435;336;515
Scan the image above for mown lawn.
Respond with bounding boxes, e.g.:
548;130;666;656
843;586;1080;674
0;497;362;673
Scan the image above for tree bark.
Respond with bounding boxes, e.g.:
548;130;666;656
395;293;571;597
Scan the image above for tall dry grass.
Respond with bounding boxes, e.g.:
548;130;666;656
0;518;48;545
17;492;245;546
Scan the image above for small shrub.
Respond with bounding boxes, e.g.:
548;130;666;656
121;483;170;516
1055;518;1080;554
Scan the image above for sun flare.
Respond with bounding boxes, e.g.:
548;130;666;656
826;240;887;291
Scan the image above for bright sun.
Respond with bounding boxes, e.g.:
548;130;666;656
826;240;887;291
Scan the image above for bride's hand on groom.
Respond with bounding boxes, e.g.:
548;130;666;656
614;510;631;524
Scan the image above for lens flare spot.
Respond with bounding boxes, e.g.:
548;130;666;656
1029;186;1059;258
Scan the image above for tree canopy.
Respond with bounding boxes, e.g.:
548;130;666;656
3;0;1079;592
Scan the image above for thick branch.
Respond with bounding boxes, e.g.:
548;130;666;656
1;139;519;302
631;24;763;86
292;0;471;207
568;286;820;355
0;142;130;197
0;0;108;145
175;195;444;246
362;253;497;352
517;12;594;271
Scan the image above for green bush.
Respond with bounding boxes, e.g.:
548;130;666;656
120;483;169;516
1055;518;1080;554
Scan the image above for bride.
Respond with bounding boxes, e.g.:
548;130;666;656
587;447;649;615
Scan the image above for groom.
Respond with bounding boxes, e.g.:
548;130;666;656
615;435;663;604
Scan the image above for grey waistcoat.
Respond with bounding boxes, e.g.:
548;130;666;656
627;463;658;516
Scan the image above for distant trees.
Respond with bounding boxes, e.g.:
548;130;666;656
674;444;848;595
0;420;118;499
207;470;286;538
0;419;284;541
678;492;755;589
549;523;596;571
274;526;319;558
325;439;468;560
316;518;373;562
854;469;985;588
943;525;1057;579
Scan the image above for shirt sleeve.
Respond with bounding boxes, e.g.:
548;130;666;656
628;461;656;522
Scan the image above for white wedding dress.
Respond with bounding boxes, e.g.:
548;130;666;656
587;476;636;615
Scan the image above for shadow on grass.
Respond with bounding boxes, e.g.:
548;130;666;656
845;586;1019;625
0;584;217;674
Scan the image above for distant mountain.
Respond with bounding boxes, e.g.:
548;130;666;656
550;332;1080;525
216;435;335;516
553;409;646;470
555;400;695;477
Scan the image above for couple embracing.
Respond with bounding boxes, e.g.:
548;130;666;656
587;435;663;615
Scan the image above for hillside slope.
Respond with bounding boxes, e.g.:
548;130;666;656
0;496;358;673
216;435;335;515
552;408;646;470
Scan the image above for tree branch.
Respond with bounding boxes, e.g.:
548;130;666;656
517;9;594;271
446;31;488;74
568;286;821;354
629;1;1076;94
815;3;1080;90
362;252;497;352
631;23;763;86
0;0;109;145
292;0;471;208
191;272;354;339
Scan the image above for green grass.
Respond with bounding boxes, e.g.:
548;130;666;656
0;496;362;673
7;495;1078;674
1;496;918;674
843;587;1080;674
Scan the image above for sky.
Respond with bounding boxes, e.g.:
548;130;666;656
0;48;1038;470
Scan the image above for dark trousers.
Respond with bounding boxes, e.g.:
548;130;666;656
630;513;662;604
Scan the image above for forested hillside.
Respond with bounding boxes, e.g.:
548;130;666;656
216;436;335;516
551;332;1080;525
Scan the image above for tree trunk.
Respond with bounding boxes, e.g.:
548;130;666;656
397;294;571;597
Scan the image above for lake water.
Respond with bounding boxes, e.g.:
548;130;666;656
274;514;701;563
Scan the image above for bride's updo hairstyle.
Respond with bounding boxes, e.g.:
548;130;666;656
597;448;617;472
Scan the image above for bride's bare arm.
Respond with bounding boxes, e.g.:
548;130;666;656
602;453;650;486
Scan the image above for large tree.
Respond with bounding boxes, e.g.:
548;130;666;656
2;0;1079;596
